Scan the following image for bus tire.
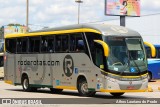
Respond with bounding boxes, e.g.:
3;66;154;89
78;78;96;97
148;72;152;82
22;75;32;92
50;88;63;93
110;92;124;97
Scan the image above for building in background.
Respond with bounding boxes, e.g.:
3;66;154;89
3;25;27;38
0;25;27;39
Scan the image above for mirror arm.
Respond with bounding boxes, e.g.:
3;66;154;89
94;40;109;57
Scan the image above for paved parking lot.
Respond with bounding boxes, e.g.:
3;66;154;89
148;80;160;92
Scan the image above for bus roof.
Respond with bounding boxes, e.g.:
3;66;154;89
5;24;141;38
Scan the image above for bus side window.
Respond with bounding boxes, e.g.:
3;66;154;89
48;36;55;53
17;38;22;53
41;37;48;53
61;35;69;52
75;34;85;52
6;39;16;53
77;40;84;51
21;38;27;53
29;37;40;53
34;38;40;53
69;34;76;52
85;32;102;60
17;38;27;53
95;44;104;68
55;35;61;52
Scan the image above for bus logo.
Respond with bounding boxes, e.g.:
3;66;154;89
63;55;74;77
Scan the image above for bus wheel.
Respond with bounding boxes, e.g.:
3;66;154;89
22;76;32;92
50;88;63;93
78;78;96;97
148;72;152;82
110;92;124;97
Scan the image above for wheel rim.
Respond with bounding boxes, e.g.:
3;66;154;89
81;82;88;94
23;79;28;90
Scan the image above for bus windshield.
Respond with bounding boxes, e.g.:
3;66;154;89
105;37;147;74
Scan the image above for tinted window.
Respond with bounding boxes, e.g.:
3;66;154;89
41;37;48;53
55;35;69;52
69;33;85;52
22;38;27;53
95;44;104;67
29;37;40;53
6;39;16;53
41;36;55;53
17;38;28;53
85;32;102;60
48;36;55;53
55;35;61;52
62;35;69;52
70;34;76;51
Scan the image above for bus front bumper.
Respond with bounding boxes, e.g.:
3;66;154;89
99;77;148;93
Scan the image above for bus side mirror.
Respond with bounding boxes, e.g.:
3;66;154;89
144;42;156;58
94;40;109;57
100;65;104;69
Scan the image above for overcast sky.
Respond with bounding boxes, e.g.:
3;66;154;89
0;0;160;30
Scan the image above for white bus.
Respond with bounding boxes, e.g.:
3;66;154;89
4;24;155;96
